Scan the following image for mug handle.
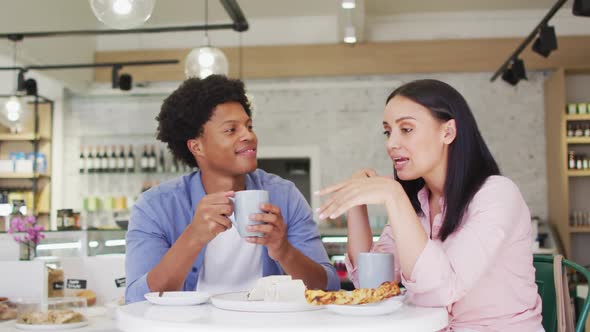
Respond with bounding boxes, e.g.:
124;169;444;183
227;197;236;225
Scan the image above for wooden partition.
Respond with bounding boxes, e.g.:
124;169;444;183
95;36;590;82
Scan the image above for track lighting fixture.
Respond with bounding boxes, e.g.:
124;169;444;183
532;25;558;58
501;58;527;86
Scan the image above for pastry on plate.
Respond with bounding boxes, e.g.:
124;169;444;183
305;281;401;305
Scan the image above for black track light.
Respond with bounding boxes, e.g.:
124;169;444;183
119;74;133;91
532;25;558;57
111;65;133;91
573;0;590;16
501;58;527;86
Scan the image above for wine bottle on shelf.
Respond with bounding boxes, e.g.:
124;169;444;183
127;145;135;173
95;146;103;173
109;145;117;173
103;145;110;173
575;124;583;137
149;145;157;173
87;147;94;174
140;145;149;173
157;149;165;173
117;145;126;173
79;146;85;174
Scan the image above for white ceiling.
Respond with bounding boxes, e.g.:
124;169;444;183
0;0;577;90
0;0;574;32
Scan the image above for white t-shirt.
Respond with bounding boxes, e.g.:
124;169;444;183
196;226;263;295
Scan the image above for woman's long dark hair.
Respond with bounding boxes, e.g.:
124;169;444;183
386;79;500;241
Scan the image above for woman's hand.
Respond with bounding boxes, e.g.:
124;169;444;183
351;168;378;179
316;176;399;220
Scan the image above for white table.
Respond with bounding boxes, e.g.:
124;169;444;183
117;301;449;332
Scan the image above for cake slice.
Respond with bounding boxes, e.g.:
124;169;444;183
248;275;306;303
248;275;292;301
266;279;306;303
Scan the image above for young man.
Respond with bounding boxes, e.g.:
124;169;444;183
125;75;339;303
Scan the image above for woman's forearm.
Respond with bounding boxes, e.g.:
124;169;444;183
384;183;428;277
346;205;374;267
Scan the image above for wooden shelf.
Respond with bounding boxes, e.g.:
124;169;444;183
567;137;590;144
570;227;590;233
0;173;51;179
0;133;50;141
566;114;590;121
568;170;590;177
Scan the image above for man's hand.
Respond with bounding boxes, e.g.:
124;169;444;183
245;203;291;261
189;191;234;247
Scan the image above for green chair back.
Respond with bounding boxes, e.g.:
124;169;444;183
533;254;590;332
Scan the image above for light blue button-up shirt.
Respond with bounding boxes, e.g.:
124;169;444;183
125;169;339;303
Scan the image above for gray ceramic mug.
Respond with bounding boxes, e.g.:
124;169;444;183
358;252;395;289
229;190;269;237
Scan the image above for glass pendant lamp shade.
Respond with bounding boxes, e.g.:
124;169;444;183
5;96;22;122
90;0;156;29
184;46;229;79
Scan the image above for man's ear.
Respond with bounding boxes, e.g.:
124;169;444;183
442;119;457;145
187;137;204;157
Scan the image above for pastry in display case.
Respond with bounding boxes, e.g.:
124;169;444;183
75;289;97;306
15;297;88;329
0;297;17;321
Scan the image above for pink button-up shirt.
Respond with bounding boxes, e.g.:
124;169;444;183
345;176;543;331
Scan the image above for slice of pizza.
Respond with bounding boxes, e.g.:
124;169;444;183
305;281;401;305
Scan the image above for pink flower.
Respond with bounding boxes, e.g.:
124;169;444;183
9;215;44;247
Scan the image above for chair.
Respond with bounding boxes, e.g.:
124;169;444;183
534;254;590;332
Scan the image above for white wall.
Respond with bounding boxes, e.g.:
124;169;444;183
65;71;548;222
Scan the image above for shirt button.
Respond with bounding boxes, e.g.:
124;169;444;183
192;267;197;273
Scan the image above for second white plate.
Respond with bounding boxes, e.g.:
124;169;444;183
325;298;403;316
144;291;210;306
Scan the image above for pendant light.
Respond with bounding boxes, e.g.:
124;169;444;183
184;0;229;79
4;41;23;127
90;0;156;29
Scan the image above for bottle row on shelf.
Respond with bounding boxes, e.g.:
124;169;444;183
570;211;590;228
568;151;590;170
566;123;590;137
79;144;197;174
567;103;590;115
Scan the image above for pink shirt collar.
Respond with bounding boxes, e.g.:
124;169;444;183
416;186;445;239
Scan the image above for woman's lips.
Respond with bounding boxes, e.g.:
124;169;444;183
393;157;409;170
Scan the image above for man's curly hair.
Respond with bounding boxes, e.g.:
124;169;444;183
156;75;252;168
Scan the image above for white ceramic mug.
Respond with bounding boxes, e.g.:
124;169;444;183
358;252;395;289
229;190;269;237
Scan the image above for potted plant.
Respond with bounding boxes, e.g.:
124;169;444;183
7;215;45;260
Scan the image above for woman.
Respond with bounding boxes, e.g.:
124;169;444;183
317;79;543;331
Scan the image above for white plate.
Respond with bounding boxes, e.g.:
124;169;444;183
211;292;322;313
15;320;88;330
325;297;403;316
144;291;210;306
